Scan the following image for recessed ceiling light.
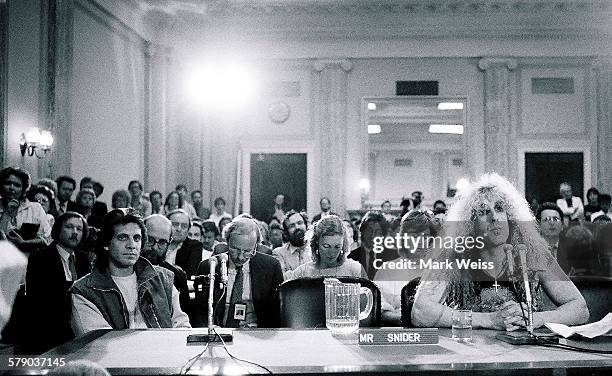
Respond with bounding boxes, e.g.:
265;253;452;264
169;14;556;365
428;124;464;134
367;102;377;110
437;102;464;110
368;124;381;134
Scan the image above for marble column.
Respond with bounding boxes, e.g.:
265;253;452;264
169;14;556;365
593;58;612;193
47;0;74;178
312;59;352;216
478;58;518;181
144;42;171;193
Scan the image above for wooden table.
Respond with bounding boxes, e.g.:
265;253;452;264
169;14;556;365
7;328;612;375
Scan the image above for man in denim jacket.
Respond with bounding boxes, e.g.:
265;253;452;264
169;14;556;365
70;209;190;335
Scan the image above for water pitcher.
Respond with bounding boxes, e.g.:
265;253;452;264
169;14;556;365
324;278;374;334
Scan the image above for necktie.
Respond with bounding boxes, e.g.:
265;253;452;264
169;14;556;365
226;266;243;328
68;254;78;281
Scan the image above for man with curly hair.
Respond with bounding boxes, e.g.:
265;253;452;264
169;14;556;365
412;173;588;331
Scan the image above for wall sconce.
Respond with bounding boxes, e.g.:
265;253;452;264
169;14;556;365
19;127;54;158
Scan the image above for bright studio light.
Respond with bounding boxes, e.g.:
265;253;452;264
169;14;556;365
184;62;256;110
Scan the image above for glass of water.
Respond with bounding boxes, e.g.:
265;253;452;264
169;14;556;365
451;309;472;342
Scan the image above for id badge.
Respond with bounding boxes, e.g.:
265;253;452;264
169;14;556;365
234;304;247;321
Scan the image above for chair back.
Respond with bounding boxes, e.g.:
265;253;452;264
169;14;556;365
400;277;421;327
570;276;612;323
278;277;381;328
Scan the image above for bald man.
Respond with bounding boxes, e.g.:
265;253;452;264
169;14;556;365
193;217;283;328
143;215;191;317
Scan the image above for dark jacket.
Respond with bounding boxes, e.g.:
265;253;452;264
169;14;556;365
175;238;204;279
348;246;398;280
67;201;106;229
24;243;90;353
70;258;175;329
192;253;284;328
160;260;191;317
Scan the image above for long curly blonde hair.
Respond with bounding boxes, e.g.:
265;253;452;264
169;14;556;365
424;173;554;309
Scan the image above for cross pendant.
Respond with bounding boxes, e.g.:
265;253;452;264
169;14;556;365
492;279;501;293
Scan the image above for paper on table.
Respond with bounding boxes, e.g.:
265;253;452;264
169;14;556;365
545;313;612;339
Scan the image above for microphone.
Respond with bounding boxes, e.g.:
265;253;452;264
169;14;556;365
516;244;534;335
218;253;228;285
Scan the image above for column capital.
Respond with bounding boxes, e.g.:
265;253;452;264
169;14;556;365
478;57;518;71
313;59;353;73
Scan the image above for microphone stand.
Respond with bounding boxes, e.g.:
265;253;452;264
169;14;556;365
187;256;233;344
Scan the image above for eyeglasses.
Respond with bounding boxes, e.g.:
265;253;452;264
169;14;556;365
171;222;189;230
542;217;561;223
228;246;257;258
146;236;171;248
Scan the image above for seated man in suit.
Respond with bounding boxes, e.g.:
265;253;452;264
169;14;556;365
25;212;91;353
193;217;283;328
165;209;203;279
142;214;191;320
70;208;190;335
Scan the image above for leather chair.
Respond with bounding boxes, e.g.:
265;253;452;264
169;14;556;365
278;277;381;328
570;275;612;323
400;277;421;327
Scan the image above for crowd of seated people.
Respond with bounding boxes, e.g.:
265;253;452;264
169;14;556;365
0;165;607;355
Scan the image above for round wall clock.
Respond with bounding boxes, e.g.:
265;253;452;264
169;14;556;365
268;101;291;123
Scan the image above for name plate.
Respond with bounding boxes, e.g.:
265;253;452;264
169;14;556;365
358;328;438;346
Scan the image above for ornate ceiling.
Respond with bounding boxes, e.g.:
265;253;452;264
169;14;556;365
123;0;612;41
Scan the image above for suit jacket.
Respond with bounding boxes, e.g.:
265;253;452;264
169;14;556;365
175;238;205;279
556;196;584;222
160;261;191;318
192;253;284;328
24;243;90;353
348;246;398;280
67;201;106;229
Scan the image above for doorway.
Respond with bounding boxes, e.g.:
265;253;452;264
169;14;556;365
525;152;584;204
250;153;307;222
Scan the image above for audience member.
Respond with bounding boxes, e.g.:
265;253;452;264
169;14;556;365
201;220;219;254
218;217;232;240
268;194;287;223
167;209;203;278
381;200;396;222
128;180;152;217
73;177;108;221
176;184;197;218
536;202;564;259
163;191;183;214
583;187;601;221
312;197;335;223
26;184;58;227
269;222;284;249
288;215;366;279
272;210;311;278
149;190;163;214
411;191;424;210
591;193;612;221
556;182;584;225
55;176;76;215
348;211;397;280
194;217;283;328
70;208;190;335
187;221;203;242
74;188;104;229
209;197;232;228
24;212;91;353
559;225;597;275
375;210;439;325
111;189;130;209
191;190;210;219
342;218;360;252
1;167;51;251
142;214;191;320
